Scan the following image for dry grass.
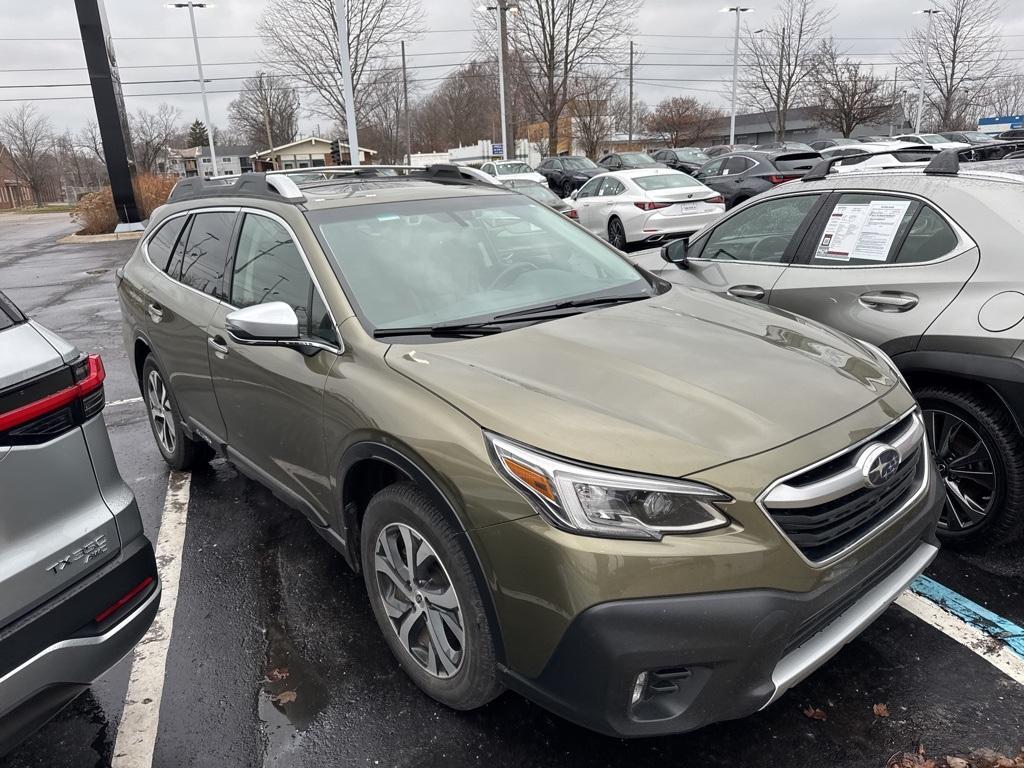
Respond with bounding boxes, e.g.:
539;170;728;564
72;174;177;235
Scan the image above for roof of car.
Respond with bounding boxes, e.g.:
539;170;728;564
300;182;513;211
785;164;1024;190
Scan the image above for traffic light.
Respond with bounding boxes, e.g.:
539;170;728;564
330;140;341;165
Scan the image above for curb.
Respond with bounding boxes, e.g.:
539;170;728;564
58;231;144;244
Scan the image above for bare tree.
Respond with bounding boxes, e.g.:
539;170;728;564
898;0;1005;131
645;97;724;146
258;0;422;128
78;120;105;164
739;0;833;139
131;104;182;173
982;70;1024;117
360;68;411;163
228;72;300;151
568;69;620;158
498;0;641;156
55;131;106;194
0;103;55;206
413;60;501;151
811;39;893;136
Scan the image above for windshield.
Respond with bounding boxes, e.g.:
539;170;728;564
496;163;534;175
560;157;598;170
308;195;651;332
620;152;658;165
921;134;948;144
961;132;992;141
516;184;562;205
633;173;701;190
675;149;709;162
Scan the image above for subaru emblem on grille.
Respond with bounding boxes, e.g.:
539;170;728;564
858;444;901;488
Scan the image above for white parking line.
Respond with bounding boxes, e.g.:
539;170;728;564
896;590;1024;686
111;470;192;768
106;397;144;408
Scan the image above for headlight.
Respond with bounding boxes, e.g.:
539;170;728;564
486;433;731;540
858;340;910;391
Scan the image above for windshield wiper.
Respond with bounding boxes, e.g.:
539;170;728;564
492;293;650;321
372;321;504;339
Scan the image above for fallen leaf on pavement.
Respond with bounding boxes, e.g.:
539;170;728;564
272;690;297;705
802;706;827;721
945;758;969;768
873;703;891;718
267;667;289;683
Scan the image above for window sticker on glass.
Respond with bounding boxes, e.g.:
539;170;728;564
816;200;912;262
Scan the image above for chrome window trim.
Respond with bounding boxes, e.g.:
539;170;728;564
756;406;930;569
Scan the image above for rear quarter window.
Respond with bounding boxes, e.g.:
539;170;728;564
0;292;24;330
146;215;189;271
772;153;821;173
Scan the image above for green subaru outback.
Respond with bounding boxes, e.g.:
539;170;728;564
117;167;942;737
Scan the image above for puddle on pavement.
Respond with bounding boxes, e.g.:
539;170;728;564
255;514;329;766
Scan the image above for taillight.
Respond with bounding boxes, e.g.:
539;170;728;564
706;195;725;205
634;201;674;211
0;353;106;440
564;208;579;219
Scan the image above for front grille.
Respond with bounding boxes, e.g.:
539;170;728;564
764;413;925;563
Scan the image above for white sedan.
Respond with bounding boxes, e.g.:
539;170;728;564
894;133;971;150
479;160;547;185
570;168;725;249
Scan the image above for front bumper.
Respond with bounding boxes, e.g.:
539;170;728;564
0;535;160;755
495;465;942;738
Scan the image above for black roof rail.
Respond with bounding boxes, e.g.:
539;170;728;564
295;163;499;190
167;172;306;204
801;147;940;182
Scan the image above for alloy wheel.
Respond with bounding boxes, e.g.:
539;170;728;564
924;408;997;532
562;181;574;199
609;219;627;250
147;369;176;455
373;522;465;679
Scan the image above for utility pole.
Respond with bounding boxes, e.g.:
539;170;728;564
914;8;941;133
334;0;361;166
499;2;514;159
495;2;510;160
890;67;899;136
167;3;218;176
628;41;634;147
722;6;754;146
402;41;411;164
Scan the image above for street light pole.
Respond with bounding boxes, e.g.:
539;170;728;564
334;0;361;166
914;8;941;133
722;6;753;146
167;2;217;176
480;2;515;161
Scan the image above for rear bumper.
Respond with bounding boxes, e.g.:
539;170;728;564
628;210;724;243
501;474;942;738
0;535;159;755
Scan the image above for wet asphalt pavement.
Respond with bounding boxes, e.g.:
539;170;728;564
1;213;1022;768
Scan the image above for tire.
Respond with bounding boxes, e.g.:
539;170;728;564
141;355;209;471
360;482;503;710
561;180;575;199
608;217;628;250
916;385;1024;547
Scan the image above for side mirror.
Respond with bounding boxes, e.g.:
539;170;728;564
226;302;300;342
570;189;580;200
661;238;690;269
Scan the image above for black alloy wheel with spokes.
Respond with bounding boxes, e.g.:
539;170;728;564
917;385;1024;547
608;217;627;251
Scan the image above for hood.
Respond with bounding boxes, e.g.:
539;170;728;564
385;287;898;478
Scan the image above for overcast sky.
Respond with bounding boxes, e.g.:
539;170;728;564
2;0;1023;141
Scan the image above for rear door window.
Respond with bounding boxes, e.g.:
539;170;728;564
177;211;236;298
598;178;625;196
806;193;923;266
146;215;189;271
723;156;754;175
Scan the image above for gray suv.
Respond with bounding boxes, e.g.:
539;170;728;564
0;291;159;755
643;152;1024;547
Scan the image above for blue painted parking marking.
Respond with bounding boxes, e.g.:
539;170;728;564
910;575;1024;658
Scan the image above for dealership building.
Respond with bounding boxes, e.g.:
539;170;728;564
978;115;1024;135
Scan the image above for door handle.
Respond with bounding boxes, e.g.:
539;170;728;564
727;285;766;300
859;291;919;312
207;335;229;356
147;302;164;322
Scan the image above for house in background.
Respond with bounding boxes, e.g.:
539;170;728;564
0;144;60;208
168;145;255;178
250;137;377;171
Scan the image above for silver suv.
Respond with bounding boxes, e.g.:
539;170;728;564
642;152;1024;547
0;291;159;755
